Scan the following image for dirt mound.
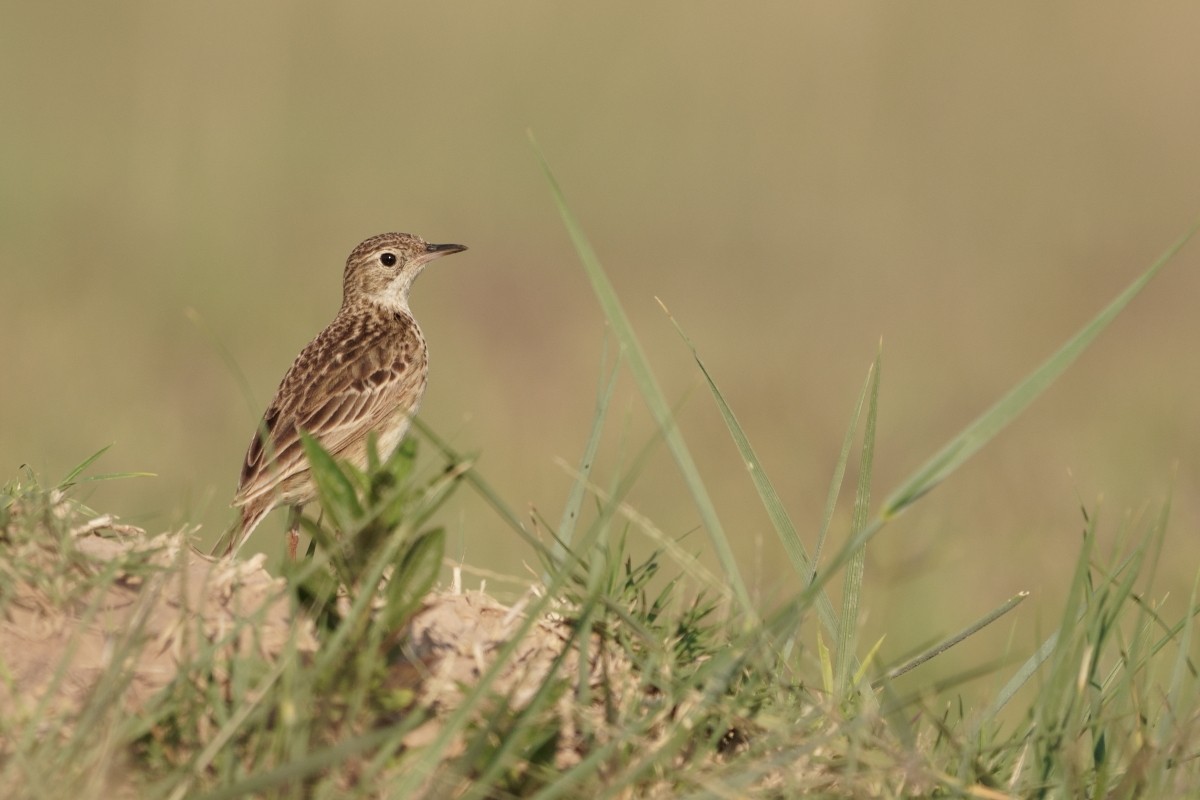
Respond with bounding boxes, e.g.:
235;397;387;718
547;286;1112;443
0;507;314;729
0;499;617;763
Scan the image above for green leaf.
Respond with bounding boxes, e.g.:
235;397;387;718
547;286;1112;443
383;527;445;629
299;431;362;530
386;435;418;487
298;513;352;585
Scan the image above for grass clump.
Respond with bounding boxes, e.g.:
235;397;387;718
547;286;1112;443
1;158;1198;797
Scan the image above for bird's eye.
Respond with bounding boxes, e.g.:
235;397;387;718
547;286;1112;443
379;252;397;267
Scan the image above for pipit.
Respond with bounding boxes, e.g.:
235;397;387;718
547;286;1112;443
215;232;467;557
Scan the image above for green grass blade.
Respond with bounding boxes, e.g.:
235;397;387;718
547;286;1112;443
68;470;156;484
658;300;804;569
982;628;1060;723
531;135;754;617
853;635;887;689
837;346;880;692
877;590;1029;685
1161;568;1200;746
882;221;1199;519
56;444;113;488
818;632;834;695
189;726;399;800
813;364;873;582
806;223;1198;603
554;337;620;564
411;417;549;557
659;299;849;627
982;520;1099;725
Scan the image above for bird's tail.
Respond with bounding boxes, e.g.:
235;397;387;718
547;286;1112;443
209;504;268;556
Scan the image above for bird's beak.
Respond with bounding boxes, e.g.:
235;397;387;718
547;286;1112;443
420;242;468;264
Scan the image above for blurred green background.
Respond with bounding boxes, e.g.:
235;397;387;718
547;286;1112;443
3;4;1198;684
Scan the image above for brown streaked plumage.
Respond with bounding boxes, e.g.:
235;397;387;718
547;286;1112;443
218;232;467;556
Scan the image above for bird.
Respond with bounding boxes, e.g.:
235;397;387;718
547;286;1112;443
215;232;467;557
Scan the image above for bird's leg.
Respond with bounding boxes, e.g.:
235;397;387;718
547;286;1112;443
286;506;301;560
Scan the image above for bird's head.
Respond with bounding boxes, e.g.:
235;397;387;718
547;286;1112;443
342;232;467;313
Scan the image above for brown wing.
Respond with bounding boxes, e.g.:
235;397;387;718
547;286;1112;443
233;308;426;511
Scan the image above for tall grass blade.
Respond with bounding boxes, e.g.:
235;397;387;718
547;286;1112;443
837;346;880;692
882;222;1198;520
807;222;1198;600
531;135;754;616
877;590;1029;685
554;337;620;564
659;299;850;631
813;364;872;581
